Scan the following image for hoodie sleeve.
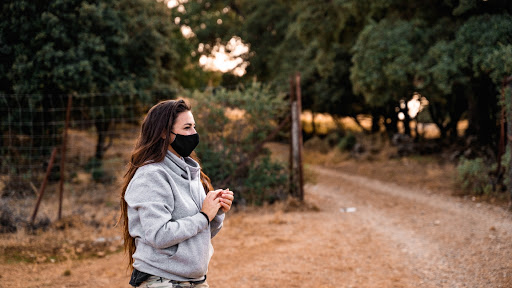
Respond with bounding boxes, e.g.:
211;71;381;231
210;210;225;238
125;169;209;249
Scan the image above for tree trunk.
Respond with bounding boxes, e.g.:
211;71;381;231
371;110;380;133
383;104;399;138
428;103;448;139
447;86;468;141
311;111;316;135
95;120;111;160
402;104;411;136
466;78;499;147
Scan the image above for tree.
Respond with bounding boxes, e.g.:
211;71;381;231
418;13;512;146
351;18;429;136
451;14;512;146
0;0;185;163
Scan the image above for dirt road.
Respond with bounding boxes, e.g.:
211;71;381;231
5;165;512;287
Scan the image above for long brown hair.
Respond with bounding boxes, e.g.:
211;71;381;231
119;99;212;269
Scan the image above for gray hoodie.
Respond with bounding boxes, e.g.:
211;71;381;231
125;151;224;281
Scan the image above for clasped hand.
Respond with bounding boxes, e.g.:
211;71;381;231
201;188;234;221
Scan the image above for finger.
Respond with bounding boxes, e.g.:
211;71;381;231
208;189;223;195
221;191;234;197
220;198;233;205
220;201;230;210
220;199;232;208
207;190;222;199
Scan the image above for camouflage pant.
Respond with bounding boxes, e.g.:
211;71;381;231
139;275;209;288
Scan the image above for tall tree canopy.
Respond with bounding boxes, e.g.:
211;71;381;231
3;0;512;153
0;0;189;160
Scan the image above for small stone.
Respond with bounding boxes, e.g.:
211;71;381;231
95;237;106;243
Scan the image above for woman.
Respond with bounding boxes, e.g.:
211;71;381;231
120;99;234;287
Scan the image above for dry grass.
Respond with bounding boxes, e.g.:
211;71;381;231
0;127;136;265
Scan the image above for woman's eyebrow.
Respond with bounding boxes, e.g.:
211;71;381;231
183;122;195;126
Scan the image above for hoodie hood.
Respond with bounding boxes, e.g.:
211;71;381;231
165;150;201;181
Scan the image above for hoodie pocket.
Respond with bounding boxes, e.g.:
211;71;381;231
165;230;210;278
163;243;179;258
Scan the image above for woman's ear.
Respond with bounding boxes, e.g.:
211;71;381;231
161;131;167;139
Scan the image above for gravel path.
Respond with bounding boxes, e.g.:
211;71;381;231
305;166;512;287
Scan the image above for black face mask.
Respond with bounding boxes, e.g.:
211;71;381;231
170;132;199;157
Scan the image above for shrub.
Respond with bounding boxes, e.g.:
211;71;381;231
456;157;494;195
325;132;342;147
338;132;357;152
188;82;289;206
86;157;112;183
501;146;511;189
243;154;288;205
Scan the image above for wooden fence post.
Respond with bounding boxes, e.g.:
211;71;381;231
289;76;296;197
289;73;304;201
31;147;58;225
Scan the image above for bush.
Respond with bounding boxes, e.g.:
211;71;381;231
502;147;511;189
456;157;494;195
243;154;288;205
86;157;112;183
338;132;357;152
189;82;289;206
325;132;342;147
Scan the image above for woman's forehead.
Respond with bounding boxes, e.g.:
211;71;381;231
175;111;195;124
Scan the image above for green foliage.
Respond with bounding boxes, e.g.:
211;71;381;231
450;0;478;16
0;0;187;170
456;157;494;195
454;14;512;83
243;155;288;205
2;0;179;95
85;157;110;182
351;18;428;106
236;0;293;83
189;82;288;205
501;146;511;189
338;132;357;152
483;44;512;85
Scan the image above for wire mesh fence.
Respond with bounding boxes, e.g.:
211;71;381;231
1;88;294;206
0;93;151;198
